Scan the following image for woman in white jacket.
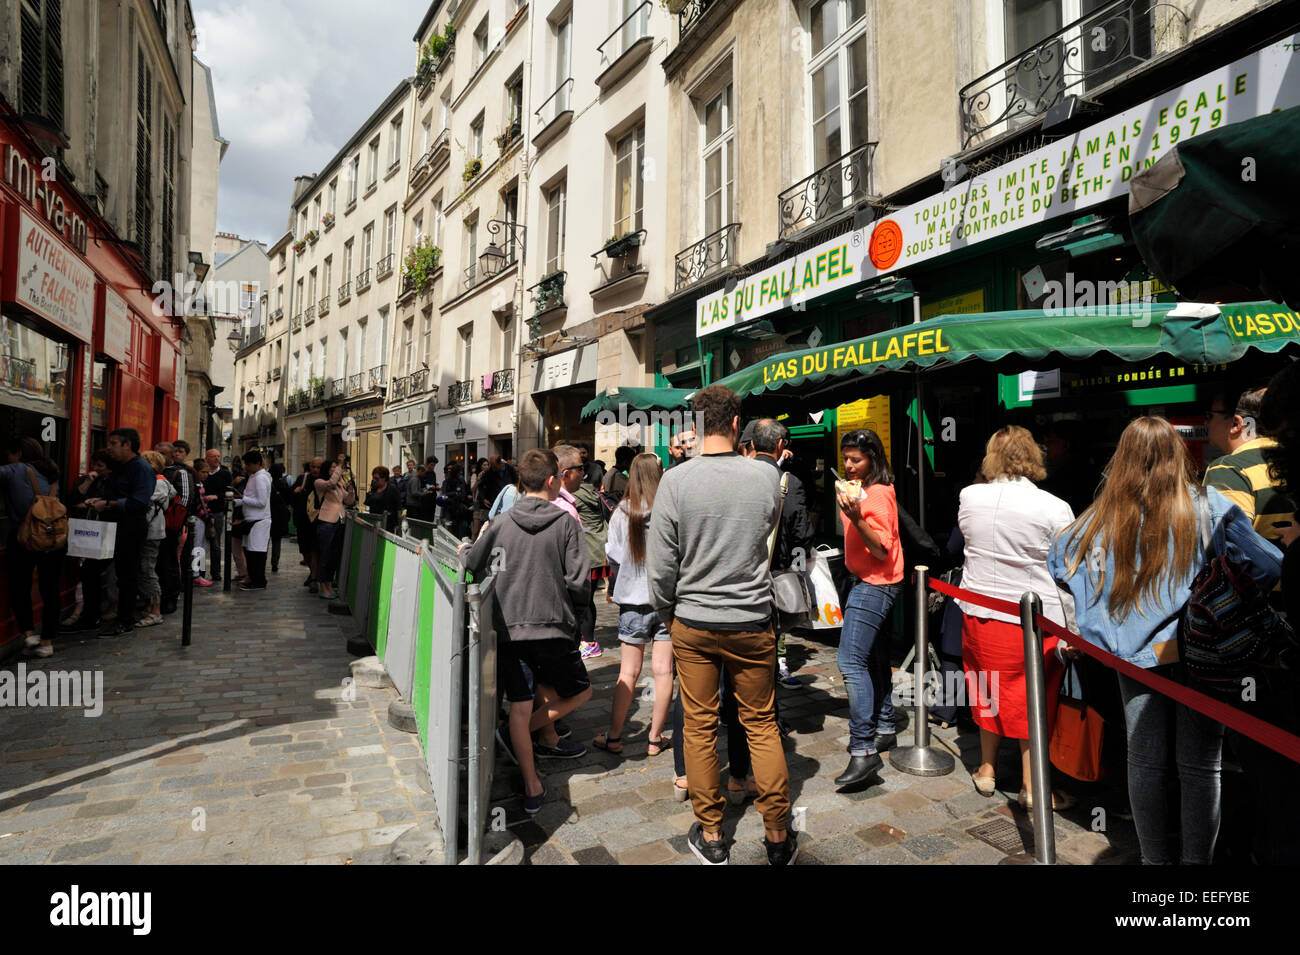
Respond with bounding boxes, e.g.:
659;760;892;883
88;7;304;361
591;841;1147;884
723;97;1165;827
137;450;173;628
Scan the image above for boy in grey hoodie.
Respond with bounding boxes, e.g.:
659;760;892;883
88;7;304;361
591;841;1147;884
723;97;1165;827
459;448;592;812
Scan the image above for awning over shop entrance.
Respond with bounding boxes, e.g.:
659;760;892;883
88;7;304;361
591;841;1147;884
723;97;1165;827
580;386;695;420
705;301;1300;401
1129;106;1300;310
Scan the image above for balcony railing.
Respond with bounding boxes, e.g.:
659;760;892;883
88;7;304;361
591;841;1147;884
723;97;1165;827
960;0;1180;147
528;270;567;316
674;223;740;291
272;307;283;322
677;0;716;38
599;0;651;63
368;364;388;391
390;375;409;402
304;305;316;325
338;280;351;304
318;294;331;317
309;382;325;407
430;128;450;167
356;268;372;291
534;77;574;130
448;379;475;407
481;368;514;400
376;253;395;279
398;273;417;302
291;313;302;331
462;263;478;294
347;373;364;396
326;377;347;401
778;143;878;240
405;367;429;396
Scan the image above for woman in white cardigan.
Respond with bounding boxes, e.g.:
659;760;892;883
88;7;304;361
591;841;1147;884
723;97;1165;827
957;426;1077;810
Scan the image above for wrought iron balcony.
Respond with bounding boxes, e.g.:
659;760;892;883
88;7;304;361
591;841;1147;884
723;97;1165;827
338;280;351;304
533;78;574;147
271;367;282;380
304;305;316;325
272;307;283;322
318;294;331;316
528;270;567;316
376;253;395;279
674;223;740;291
347;372;364;396
356;268;372;291
599;0;651;64
448;380;475;407
677;0;716;38
398;273;417;302
406;367;429;396
463;263;478;293
959;0;1179;148
291;313;303;331
778;143;877;240
430;128;450;167
390;375;409;402
481;368;514;400
326;377;347;401
368;364;388;391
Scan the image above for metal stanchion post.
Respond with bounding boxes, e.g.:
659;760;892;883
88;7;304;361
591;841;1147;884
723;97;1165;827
1002;592;1057;865
182;516;194;647
889;566;955;776
466;581;482;866
223;490;233;593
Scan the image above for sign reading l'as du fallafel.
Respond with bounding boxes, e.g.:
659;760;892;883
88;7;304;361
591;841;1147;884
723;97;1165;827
16;209;94;343
696;33;1300;338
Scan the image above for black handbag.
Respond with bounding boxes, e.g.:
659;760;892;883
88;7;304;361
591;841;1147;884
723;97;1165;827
770;473;813;626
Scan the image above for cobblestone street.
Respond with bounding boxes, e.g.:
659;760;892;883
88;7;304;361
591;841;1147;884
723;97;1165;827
0;560;1141;865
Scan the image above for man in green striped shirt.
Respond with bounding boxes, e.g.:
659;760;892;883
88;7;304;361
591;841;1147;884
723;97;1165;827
1204;386;1294;550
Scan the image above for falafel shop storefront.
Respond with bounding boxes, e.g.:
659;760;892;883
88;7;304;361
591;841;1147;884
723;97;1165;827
0;127;183;649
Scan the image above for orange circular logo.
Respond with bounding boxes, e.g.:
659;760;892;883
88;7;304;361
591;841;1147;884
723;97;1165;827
868;219;903;270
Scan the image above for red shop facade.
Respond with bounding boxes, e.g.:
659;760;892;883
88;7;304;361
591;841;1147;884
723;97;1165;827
0;122;183;649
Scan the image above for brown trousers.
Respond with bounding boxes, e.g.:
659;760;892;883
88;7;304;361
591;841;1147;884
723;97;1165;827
671;619;791;833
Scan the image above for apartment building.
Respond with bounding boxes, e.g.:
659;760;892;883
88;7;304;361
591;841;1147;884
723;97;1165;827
223;239;273;458
424;0;531;477
515;0;672;461
281;79;415;480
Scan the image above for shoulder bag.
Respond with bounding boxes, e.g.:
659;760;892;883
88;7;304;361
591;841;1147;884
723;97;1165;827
769;473;813;627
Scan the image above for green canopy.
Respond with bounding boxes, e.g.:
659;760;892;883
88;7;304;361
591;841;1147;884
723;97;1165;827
580;386;695;420
1129;106;1300;310
707;301;1300;400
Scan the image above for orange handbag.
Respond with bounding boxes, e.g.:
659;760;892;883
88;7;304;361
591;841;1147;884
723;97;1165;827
1049;662;1105;782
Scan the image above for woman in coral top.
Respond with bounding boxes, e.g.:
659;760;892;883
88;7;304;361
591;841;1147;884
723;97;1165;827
833;429;905;789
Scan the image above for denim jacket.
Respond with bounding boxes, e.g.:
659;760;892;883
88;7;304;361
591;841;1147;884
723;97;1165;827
1047;485;1283;669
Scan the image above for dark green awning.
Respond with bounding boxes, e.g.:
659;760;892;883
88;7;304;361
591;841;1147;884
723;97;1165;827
580;386;695;420
705;301;1300;400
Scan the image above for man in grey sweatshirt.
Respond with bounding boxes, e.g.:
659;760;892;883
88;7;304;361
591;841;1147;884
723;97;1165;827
647;384;796;866
460;448;591;813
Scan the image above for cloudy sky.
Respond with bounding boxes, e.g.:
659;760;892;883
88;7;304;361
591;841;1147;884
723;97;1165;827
193;0;432;244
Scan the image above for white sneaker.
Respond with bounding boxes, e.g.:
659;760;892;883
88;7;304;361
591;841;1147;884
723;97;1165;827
23;633;41;648
24;643;53;658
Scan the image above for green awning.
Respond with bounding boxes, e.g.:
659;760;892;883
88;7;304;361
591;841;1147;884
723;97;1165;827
1129;106;1300;309
707;301;1300;400
580;386;695;420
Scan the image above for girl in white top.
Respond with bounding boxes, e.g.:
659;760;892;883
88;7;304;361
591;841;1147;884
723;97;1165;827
137;450;173;628
594;453;673;758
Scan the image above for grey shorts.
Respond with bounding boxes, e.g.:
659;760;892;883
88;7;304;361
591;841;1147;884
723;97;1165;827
618;605;670;645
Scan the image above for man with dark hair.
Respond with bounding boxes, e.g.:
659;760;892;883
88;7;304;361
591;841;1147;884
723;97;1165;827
647;385;796;865
238;450;272;590
752;418;814;688
1205;385;1294;550
203;449;232;582
459;448;593;813
84;428;154;635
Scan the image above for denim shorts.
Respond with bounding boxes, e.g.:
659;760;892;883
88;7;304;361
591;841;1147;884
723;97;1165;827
618;605;669;645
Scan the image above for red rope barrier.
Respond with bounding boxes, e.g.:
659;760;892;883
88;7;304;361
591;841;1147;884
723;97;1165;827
926;575;1300;765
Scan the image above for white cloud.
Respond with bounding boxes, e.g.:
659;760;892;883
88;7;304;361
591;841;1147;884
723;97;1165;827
193;0;429;242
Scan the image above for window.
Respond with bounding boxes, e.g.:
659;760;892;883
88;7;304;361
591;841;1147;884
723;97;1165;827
421;307;433;365
473;16;489;70
808;0;868;169
413;212;425;245
465;211;479;285
421;116;432;153
337;329;348;378
367;137;380;186
440;89;452;132
135;49;154;273
545;182;566;273
459;323;473;380
317;339;327;379
470;114;484;159
348;154;360;204
701;83;735;237
304;345;312;386
312;195;321;229
296;278;304;313
362;224;374;269
389;115;403;167
19;0;65;129
276;285;284;311
500;311;514;369
621;0;651;52
614;124;645;236
290;351;299;388
161;119;176;277
555;14;572;111
342;240;354;283
378;308;389;372
300;211;309;238
323;257;332;296
383;207;396;258
329;178;337;213
432;195;444;246
506;72;523;129
357;317;368;373
502;188;519;262
401;319;414;375
308;268;317;306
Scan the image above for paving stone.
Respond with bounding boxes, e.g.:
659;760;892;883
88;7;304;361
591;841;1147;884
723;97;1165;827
49;836;117;862
306;832;364;857
571;845;618;865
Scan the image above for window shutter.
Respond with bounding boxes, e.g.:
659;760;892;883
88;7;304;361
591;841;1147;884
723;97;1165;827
19;1;44;118
44;0;63;129
135;49;154;274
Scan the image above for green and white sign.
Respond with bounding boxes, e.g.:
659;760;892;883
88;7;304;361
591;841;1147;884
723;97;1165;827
696;33;1300;338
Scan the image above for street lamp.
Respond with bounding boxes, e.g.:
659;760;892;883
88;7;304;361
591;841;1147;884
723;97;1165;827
478;239;505;279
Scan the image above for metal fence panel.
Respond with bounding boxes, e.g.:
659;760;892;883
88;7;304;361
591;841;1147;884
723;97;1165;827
337;518;355;598
383;533;422;702
421;536;464;862
354;521;377;641
369;533;397;656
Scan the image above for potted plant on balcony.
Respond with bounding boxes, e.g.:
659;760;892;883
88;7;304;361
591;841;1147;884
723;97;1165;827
322;212;335;230
463;156;483;183
533;270;565;313
494;119;522;151
662;0;690;13
305;229;319;244
602;231;643;259
293;239;307;255
401;239;442;296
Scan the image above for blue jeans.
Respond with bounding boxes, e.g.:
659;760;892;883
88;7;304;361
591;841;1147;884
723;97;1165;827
838;580;901;756
1118;669;1225;865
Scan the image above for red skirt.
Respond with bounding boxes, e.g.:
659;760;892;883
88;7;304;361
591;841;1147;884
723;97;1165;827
960;613;1063;740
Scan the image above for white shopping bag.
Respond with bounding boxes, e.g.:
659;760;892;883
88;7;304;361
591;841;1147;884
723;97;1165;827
66;518;117;560
807;545;843;630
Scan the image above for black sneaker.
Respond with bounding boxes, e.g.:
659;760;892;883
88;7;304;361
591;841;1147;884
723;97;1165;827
554;721;572;740
239;583;267;591
64;618;102;634
765;829;799;866
524;786;546;815
534;737;586;759
495;726;518;766
97;622;133;638
688;822;729;865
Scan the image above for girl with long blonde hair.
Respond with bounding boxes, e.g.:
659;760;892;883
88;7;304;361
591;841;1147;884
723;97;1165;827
594;453;674;757
1049;416;1282;864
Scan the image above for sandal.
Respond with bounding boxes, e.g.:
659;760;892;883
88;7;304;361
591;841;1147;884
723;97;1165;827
1018;788;1076;812
593;732;623;754
134;614;162;629
973;771;997;796
646;736;671;757
673;777;690;802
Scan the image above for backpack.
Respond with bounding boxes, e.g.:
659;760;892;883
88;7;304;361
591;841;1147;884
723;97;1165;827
597;488;621;521
17;466;67;552
162;466;196;532
1179;488;1297;698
